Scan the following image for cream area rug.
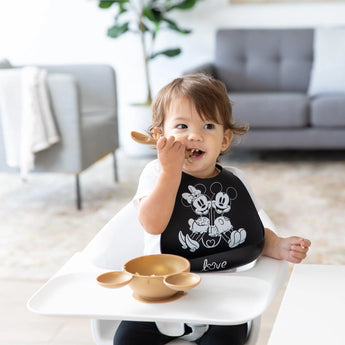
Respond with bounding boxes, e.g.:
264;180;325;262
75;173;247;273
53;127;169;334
1;149;344;280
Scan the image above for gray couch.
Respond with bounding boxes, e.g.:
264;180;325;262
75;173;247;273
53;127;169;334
186;28;345;150
0;62;119;209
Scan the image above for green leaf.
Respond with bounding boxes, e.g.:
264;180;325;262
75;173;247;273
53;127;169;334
107;22;129;38
118;7;127;15
163;18;191;34
168;0;199;11
99;1;114;9
98;0;127;9
151;48;181;60
98;0;118;9
143;7;155;21
143;7;162;23
118;2;128;14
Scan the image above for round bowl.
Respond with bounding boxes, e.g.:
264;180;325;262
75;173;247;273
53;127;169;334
97;271;132;288
97;254;200;301
124;254;190;301
164;272;201;291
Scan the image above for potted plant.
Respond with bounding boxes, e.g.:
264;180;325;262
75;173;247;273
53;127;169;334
97;0;202;155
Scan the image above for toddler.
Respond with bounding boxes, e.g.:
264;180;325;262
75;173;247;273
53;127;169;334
114;73;310;345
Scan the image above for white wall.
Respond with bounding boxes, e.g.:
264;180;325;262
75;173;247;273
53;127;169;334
1;0;345;115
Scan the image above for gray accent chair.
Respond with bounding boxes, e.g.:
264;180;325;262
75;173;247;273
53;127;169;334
0;63;119;209
185;28;345;150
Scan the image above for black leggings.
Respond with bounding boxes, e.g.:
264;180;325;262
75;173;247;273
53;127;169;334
113;321;248;345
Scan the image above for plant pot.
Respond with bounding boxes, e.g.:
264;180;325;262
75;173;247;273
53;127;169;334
119;103;156;157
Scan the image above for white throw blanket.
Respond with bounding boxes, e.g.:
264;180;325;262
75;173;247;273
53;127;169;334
0;66;60;178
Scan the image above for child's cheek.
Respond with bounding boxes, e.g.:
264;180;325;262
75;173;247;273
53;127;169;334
174;135;187;145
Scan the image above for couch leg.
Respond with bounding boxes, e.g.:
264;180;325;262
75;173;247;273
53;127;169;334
76;174;82;210
113;151;118;182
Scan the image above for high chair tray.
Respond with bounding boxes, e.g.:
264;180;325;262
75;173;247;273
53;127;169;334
27;253;288;325
268;264;345;345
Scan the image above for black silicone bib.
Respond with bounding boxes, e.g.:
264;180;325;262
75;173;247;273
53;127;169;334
160;166;265;272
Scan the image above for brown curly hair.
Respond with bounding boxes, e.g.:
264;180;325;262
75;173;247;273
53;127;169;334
148;73;248;141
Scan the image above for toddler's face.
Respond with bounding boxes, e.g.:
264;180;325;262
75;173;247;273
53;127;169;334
162;97;232;178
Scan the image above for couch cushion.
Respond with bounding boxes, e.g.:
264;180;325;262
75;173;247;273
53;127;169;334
230;92;309;129
215;29;313;93
238;128;345;149
310;95;345;127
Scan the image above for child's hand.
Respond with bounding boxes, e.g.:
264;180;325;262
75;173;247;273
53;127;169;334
277;237;311;263
157;136;185;175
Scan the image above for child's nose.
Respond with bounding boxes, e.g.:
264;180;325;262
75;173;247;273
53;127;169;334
188;129;203;141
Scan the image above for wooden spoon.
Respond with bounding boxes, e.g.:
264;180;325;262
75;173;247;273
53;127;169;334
131;131;157;145
130;131;193;162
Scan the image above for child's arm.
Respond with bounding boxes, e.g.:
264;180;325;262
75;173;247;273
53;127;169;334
262;228;311;263
138;136;186;235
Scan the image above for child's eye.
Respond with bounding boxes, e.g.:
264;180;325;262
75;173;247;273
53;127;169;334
204;123;215;129
176;124;187;129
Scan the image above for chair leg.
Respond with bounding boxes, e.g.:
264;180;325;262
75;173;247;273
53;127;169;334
245;316;261;345
113;151;119;182
76;174;82;210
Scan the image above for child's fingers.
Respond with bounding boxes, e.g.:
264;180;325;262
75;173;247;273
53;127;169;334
299;238;311;250
165;136;183;150
291;243;309;252
290;249;309;262
297;238;306;249
167;137;186;155
280;237;311;263
302;238;311;248
292;237;311;250
157;136;167;149
165;135;176;147
290;241;310;263
158;136;178;150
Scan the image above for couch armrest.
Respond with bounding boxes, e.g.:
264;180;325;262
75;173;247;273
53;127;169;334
183;63;216;77
43;64;117;115
46;73;83;168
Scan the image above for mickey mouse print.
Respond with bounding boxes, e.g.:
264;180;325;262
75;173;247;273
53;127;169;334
160;166;265;271
178;183;247;252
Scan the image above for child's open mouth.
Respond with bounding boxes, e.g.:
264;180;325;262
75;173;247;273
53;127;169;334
185;148;204;162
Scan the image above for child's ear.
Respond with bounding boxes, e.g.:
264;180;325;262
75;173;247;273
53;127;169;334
221;129;233;151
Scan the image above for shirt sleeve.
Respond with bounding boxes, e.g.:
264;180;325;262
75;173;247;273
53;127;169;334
132;159;161;208
132;159;162;254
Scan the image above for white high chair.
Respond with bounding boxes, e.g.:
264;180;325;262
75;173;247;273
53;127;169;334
81;201;289;345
